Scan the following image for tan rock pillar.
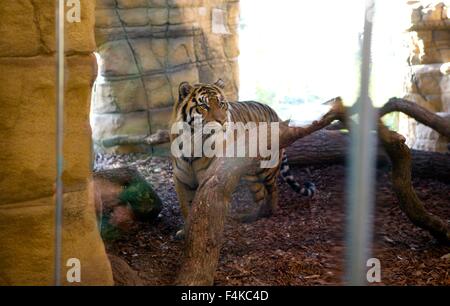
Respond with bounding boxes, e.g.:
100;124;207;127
401;1;450;152
0;0;113;285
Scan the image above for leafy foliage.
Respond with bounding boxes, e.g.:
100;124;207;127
119;179;162;221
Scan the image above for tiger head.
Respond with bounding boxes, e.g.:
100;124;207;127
177;79;229;126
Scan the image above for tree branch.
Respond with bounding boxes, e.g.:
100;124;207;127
378;123;450;244
101;129;170;148
327;97;450;140
380;98;450;138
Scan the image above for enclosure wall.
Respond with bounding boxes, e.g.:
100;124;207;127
93;0;240;153
402;1;450;152
0;0;113;285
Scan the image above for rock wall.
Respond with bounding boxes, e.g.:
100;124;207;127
93;0;240;153
401;1;450;152
0;0;113;285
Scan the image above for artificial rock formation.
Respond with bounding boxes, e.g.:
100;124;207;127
401;1;450;152
92;0;240;153
0;0;113;285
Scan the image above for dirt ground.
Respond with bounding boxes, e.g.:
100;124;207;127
96;154;450;286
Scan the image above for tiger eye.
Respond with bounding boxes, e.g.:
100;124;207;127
198;105;209;111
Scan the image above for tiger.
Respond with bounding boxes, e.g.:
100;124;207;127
170;79;316;237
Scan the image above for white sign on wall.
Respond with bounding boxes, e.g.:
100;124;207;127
212;8;230;35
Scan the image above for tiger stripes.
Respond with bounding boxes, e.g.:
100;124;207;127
170;80;315;237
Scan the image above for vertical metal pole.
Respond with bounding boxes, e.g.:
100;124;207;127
346;0;377;286
55;0;65;286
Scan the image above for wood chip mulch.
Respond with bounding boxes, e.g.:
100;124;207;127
97;154;450;286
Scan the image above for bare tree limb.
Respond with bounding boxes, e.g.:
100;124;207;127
101;129;170;148
378;123;450;244
175;157;257;285
327;97;450;140
380;98;450;138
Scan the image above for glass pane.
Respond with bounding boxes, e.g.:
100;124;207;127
0;0;448;289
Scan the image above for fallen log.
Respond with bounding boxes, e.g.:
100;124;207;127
286;130;450;183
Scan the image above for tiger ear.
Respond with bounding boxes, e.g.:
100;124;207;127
281;119;291;127
179;82;193;100
214;78;225;89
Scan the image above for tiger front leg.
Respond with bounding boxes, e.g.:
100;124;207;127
173;177;196;240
